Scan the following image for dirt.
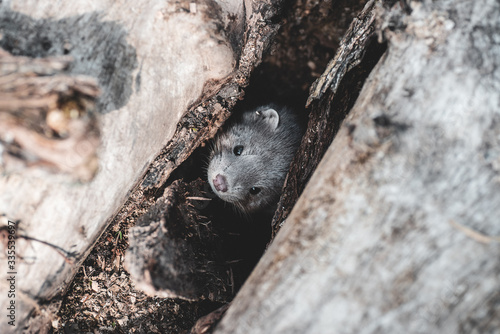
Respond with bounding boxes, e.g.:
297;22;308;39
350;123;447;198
53;1;368;333
55;200;224;334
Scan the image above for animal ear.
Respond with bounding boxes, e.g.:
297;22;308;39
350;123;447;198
256;108;279;130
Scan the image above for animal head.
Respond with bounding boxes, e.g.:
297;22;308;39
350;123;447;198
207;107;293;213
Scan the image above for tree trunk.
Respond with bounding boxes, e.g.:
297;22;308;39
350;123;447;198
214;0;500;333
0;0;275;332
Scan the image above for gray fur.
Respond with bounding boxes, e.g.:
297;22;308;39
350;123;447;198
207;105;303;213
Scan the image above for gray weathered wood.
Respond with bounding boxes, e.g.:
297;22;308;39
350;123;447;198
214;0;500;332
0;0;236;332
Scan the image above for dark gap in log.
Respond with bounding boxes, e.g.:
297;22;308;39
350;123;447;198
202;190;274;290
239;65;309;110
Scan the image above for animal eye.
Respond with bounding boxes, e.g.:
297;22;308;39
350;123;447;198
249;187;261;195
233;145;244;156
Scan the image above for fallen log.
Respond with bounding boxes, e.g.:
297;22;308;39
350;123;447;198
214;0;500;332
0;0;273;331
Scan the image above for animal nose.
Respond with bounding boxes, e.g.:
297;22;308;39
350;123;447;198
213;174;228;192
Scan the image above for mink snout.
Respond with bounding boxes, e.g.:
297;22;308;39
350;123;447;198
213;174;228;193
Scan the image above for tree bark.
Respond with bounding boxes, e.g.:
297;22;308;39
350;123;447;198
214;0;500;333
